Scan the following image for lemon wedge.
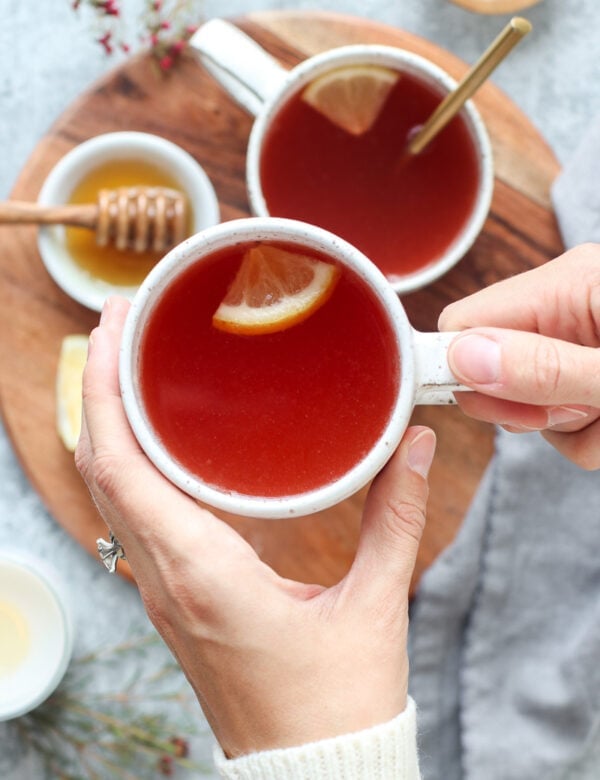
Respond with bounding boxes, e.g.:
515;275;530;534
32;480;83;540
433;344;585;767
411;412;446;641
302;64;400;135
213;244;340;335
56;334;89;452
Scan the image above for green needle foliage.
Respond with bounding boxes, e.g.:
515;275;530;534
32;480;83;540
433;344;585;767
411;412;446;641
9;632;212;779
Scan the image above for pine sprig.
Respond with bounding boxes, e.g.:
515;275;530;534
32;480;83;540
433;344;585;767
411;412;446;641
8;632;212;778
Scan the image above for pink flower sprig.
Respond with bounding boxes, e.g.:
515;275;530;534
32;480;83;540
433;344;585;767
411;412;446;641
71;0;128;54
70;0;204;69
157;736;190;775
142;0;203;71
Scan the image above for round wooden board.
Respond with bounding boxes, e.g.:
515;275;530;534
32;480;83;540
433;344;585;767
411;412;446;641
0;11;562;593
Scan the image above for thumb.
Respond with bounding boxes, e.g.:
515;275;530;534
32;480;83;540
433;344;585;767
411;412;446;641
347;426;436;599
447;328;600;407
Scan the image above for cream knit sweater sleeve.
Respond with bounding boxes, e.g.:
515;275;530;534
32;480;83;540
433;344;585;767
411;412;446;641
213;697;421;780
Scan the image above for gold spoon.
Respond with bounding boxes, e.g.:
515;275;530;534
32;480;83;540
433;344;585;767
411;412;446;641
407;16;532;156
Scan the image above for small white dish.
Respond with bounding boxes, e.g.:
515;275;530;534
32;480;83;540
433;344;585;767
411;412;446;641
37;131;220;312
0;550;73;721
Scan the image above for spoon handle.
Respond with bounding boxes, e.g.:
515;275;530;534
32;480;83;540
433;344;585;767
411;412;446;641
407;16;532;155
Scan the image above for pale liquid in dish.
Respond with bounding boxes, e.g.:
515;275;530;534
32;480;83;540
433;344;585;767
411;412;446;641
0;599;30;676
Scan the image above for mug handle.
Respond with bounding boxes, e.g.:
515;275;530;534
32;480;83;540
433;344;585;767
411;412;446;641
412;331;471;405
188;19;289;117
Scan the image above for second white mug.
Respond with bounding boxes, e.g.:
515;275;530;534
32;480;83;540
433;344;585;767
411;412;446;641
190;19;494;295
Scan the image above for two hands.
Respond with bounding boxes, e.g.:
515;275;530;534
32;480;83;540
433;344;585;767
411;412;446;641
76;244;600;760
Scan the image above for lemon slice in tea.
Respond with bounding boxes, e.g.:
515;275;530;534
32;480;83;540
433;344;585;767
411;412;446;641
302;64;400;136
212;244;340;335
56;334;89;452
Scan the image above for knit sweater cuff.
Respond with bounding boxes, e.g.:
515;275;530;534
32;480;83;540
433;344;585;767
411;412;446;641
213;697;420;780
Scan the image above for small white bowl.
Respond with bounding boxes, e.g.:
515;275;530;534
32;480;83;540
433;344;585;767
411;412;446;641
0;550;73;720
38;131;221;311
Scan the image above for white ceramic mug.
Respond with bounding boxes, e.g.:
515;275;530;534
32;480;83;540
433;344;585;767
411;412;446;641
189;19;494;295
120;216;468;519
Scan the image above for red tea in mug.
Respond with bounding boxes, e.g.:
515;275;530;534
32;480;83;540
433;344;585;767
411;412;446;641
139;241;400;498
259;70;480;281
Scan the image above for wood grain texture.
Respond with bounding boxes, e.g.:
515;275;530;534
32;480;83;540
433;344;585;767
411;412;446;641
0;11;563;593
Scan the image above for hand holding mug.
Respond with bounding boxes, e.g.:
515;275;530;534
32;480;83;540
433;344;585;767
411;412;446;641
76;295;436;757
440;243;600;469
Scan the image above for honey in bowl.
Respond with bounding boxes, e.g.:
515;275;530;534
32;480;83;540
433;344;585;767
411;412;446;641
65;158;193;286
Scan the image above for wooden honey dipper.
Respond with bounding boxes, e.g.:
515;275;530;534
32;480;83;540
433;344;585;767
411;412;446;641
0;186;188;252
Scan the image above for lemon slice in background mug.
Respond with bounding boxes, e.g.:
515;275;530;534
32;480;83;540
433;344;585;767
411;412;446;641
301;64;399;135
56;334;89;452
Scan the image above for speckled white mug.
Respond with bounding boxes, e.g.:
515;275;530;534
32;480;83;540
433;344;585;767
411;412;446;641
189;19;494;295
119;217;468;520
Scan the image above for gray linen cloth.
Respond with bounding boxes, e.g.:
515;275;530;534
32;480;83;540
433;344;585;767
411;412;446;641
408;120;600;780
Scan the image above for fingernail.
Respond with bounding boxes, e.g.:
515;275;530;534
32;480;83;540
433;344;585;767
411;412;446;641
503;423;544;432
407;429;436;478
547;406;588;427
99;298;112;325
449;334;501;385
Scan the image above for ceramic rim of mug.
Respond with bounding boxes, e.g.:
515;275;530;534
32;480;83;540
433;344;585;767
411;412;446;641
119;217;418;519
246;44;494;296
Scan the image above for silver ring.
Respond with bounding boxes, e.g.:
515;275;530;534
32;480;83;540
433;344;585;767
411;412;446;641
96;532;126;574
